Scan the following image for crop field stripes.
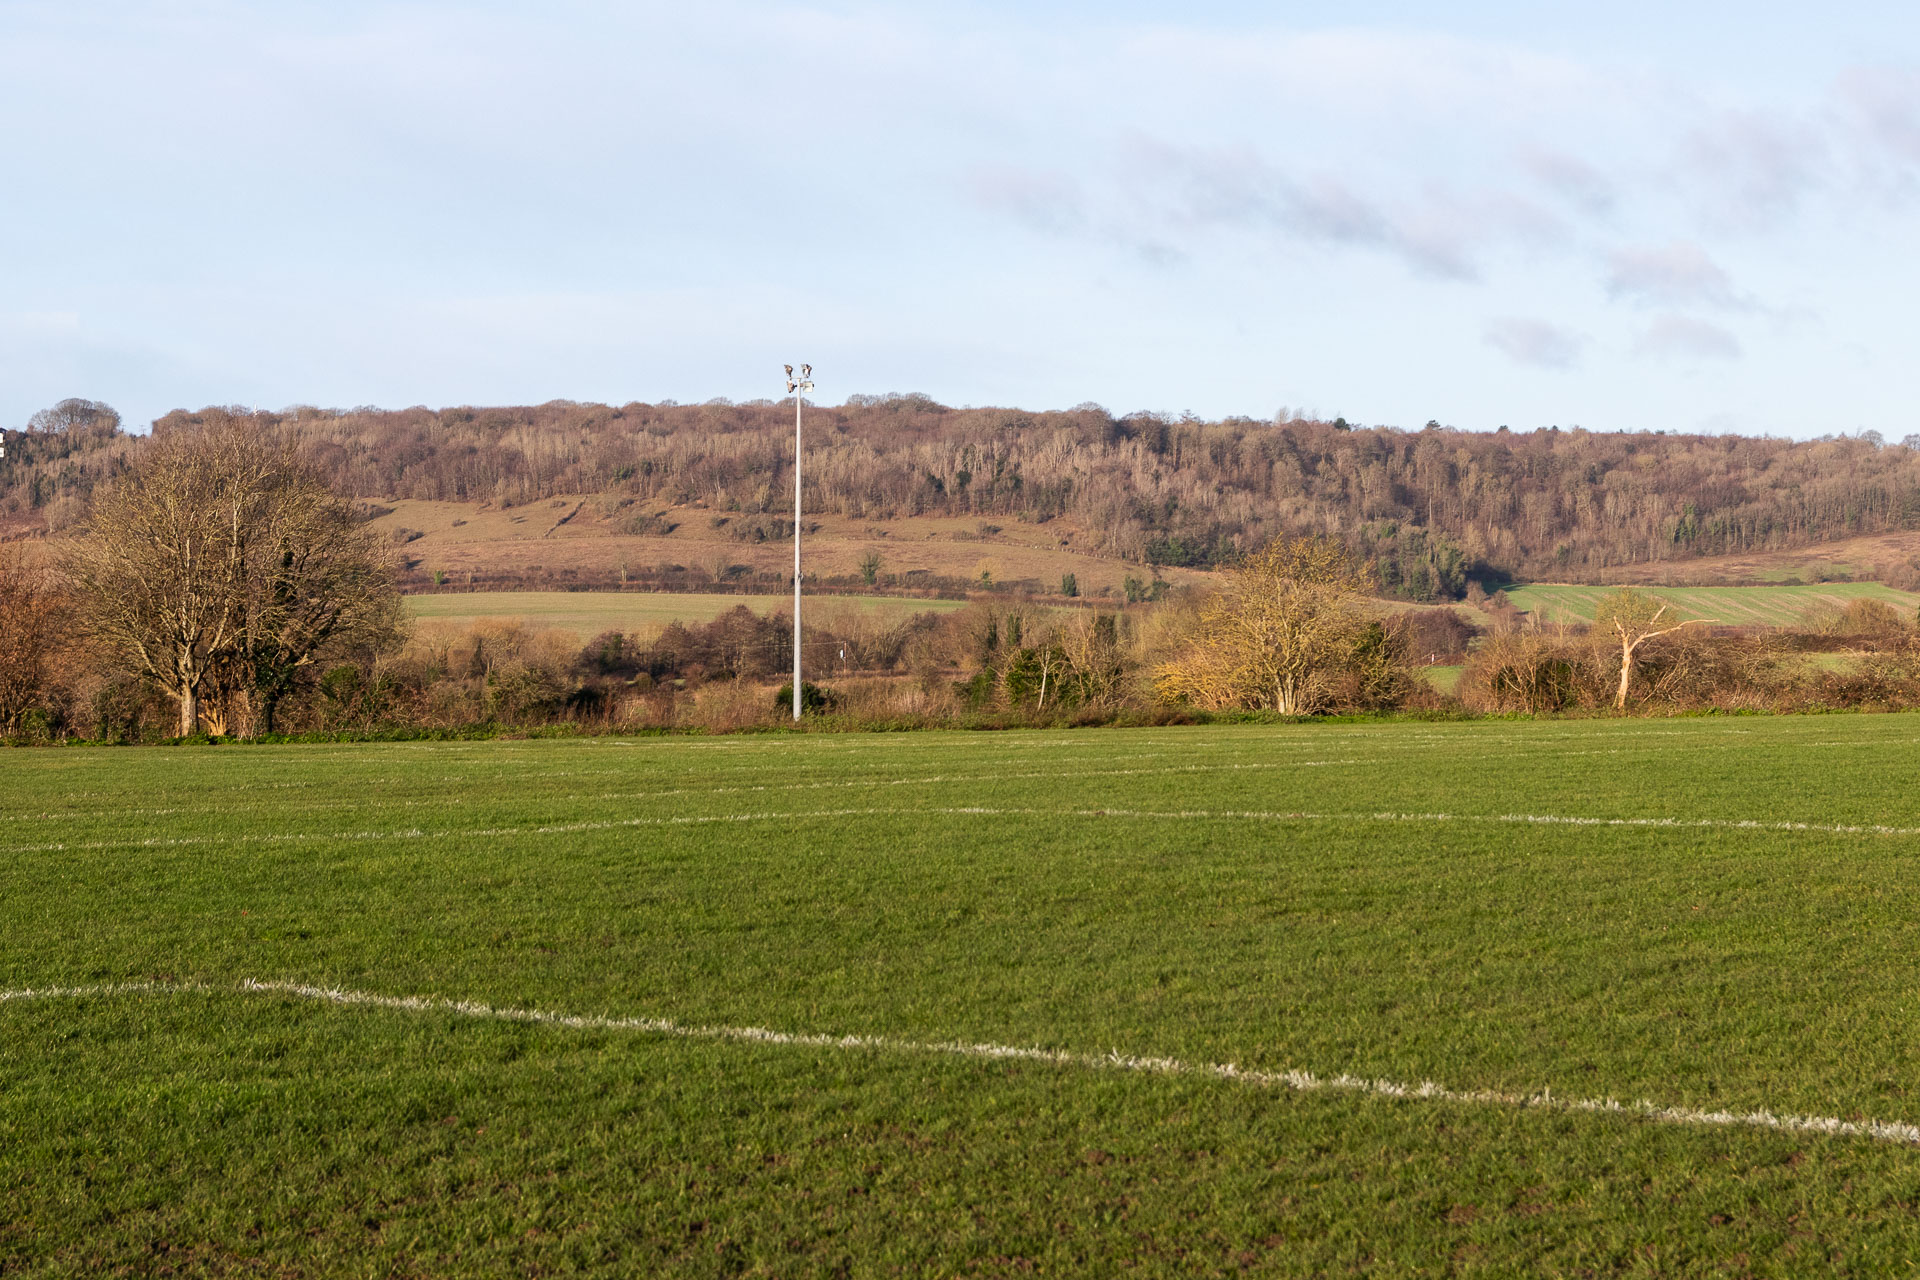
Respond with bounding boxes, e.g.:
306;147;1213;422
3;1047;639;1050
6;977;1919;1151
13;804;1920;856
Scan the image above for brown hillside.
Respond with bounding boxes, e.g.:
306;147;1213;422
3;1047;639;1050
10;396;1920;596
369;498;1213;599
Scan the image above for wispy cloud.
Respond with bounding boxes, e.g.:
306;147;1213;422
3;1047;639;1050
1679;110;1829;230
1484;317;1586;369
1519;146;1616;216
1086;141;1574;280
1634;314;1743;362
967;166;1086;235
1605;241;1746;309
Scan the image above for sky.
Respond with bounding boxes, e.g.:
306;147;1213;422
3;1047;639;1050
5;2;1920;437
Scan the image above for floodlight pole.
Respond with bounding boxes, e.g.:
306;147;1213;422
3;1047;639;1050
785;364;814;721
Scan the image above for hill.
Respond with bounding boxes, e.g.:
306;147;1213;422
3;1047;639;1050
10;397;1920;598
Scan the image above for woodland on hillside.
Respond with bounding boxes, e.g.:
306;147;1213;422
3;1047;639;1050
8;396;1920;598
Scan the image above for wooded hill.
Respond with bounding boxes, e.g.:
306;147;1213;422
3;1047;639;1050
7;396;1920;601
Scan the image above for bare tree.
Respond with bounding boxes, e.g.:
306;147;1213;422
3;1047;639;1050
62;414;402;737
222;476;406;734
1059;611;1125;709
1155;536;1397;715
27;398;119;436
1594;588;1713;710
0;551;74;734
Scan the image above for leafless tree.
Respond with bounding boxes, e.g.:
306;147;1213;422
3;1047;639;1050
0;551;75;734
1593;588;1714;710
1155;536;1400;714
61;414;402;737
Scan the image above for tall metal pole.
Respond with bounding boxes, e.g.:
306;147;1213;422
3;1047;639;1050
792;382;803;721
784;364;812;720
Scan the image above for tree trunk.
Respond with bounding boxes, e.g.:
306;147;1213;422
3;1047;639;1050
1275;679;1299;715
1615;639;1634;710
179;686;199;738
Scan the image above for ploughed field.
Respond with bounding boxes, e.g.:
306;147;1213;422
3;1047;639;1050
8;719;1920;1274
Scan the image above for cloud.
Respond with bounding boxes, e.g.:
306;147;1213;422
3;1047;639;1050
1605;241;1745;309
1633;314;1742;362
1483;317;1585;369
1838;66;1920;167
967;166;1086;234
1116;141;1489;279
1679;110;1828;229
1519;147;1616;215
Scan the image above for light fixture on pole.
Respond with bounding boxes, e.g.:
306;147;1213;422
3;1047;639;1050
784;363;814;722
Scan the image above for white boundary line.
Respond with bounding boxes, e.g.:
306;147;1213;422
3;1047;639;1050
3;978;1914;1149
0;759;1364;825
10;805;1920;855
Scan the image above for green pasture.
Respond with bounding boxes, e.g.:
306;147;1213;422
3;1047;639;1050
12;719;1920;1273
403;590;966;638
1507;580;1920;628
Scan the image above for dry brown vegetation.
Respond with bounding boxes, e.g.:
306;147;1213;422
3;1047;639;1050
15;402;1920;741
17;396;1920;597
12;560;1920;741
0;551;79;735
1155;536;1410;715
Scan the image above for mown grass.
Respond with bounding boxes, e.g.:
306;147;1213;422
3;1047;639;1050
403;590;966;639
1507;580;1920;627
10;718;1920;1274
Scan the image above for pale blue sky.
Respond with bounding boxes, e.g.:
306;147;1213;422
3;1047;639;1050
6;2;1920;435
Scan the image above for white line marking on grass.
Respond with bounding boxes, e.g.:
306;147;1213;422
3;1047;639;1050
5;978;1916;1150
0;981;191;1002
0;762;1361;829
11;804;1920;856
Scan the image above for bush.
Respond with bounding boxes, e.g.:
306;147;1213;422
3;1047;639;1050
771;681;838;716
1459;626;1603;713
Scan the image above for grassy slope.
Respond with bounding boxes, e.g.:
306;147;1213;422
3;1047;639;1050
404;590;966;640
370;498;1215;599
9;720;1920;1273
1508;580;1920;627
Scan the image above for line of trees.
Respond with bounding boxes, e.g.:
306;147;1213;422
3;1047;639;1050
12;397;1920;597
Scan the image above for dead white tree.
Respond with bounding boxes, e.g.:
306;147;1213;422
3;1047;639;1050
1593;588;1715;710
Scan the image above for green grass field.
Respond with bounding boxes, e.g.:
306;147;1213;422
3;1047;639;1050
11;718;1920;1274
403;590;967;638
1507;581;1920;628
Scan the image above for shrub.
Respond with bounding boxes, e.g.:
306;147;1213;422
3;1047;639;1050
772;681;838;716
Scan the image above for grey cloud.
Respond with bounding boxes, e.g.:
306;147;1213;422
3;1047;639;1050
1633;314;1742;362
1124;141;1484;279
1605;241;1744;309
1519;147;1615;216
1680;110;1828;229
1838;67;1920;167
1483;317;1585;369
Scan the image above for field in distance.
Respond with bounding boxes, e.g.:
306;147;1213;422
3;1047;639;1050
1506;579;1920;627
404;589;967;640
11;718;1920;1272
